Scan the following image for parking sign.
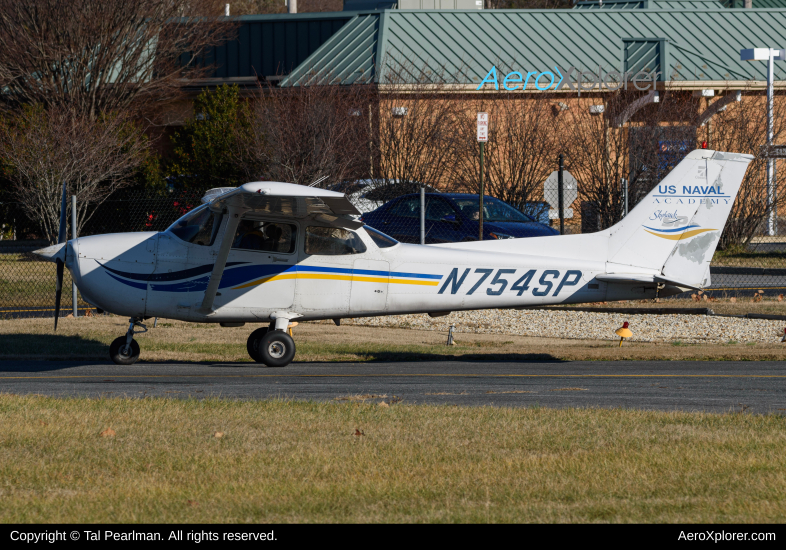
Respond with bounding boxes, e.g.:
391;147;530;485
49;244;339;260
477;112;488;142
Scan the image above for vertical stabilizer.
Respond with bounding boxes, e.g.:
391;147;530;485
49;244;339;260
605;150;753;287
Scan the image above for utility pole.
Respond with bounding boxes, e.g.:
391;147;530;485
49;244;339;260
741;47;785;236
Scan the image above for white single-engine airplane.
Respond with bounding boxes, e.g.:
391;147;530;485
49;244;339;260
35;150;752;366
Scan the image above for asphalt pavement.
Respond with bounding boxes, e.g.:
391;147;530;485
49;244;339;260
1;360;785;413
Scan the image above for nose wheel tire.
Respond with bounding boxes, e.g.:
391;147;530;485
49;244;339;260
246;327;269;362
257;330;296;368
109;336;140;365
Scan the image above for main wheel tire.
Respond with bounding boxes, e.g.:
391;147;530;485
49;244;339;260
258;330;296;368
109;336;140;365
246;327;269;362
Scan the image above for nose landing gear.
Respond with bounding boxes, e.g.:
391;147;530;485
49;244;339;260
109;318;147;365
246;324;296;367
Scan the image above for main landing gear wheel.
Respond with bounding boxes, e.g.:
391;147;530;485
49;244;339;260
246;327;269;362
258;330;296;368
109;336;140;365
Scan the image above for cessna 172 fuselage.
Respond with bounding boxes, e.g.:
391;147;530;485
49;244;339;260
35;150;753;366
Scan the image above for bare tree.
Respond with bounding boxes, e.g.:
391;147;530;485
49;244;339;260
0;0;234;120
231;0;286;13
452;94;559;214
370;64;463;194
238;81;373;186
556;90;697;232
708;89;786;249
232;0;340;12
0;105;150;243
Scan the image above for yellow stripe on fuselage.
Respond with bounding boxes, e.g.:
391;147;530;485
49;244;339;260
233;273;440;289
644;228;716;241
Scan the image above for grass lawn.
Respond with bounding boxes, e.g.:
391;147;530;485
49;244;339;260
1;394;784;523
2;316;786;362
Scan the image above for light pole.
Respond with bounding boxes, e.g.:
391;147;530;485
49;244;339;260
741;48;785;236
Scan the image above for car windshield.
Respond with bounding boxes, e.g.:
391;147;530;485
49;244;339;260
454;198;534;223
166;205;223;246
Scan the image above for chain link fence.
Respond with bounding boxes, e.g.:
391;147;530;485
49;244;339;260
0;190;203;318
2;184;786;319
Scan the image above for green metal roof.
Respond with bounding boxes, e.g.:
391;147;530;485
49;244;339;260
280;9;786;87
192;13;357;80
574;0;786;8
574;0;726;9
724;0;786;6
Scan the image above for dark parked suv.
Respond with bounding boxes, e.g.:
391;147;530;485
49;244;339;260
361;193;559;244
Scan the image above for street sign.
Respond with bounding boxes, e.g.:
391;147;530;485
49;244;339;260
761;144;786;158
477;112;488;142
543;170;577;219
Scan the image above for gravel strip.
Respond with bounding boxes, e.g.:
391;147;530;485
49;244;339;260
344;309;786;344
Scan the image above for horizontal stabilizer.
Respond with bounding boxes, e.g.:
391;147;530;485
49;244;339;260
595;273;701;290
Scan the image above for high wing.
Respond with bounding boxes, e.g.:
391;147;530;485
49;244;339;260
198;181;362;314
204;182;361;226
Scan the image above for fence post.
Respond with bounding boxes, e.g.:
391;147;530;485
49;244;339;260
420;184;425;245
72;195;77;318
558;153;564;235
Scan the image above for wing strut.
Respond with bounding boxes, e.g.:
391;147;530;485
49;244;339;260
199;207;243;314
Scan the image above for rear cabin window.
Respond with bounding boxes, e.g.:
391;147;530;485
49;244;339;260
305;227;367;255
232;221;297;253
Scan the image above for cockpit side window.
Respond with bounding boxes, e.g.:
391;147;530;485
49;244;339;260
232;221;297;253
305;226;367;255
166;205;223;246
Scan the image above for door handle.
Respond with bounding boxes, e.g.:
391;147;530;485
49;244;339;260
270;256;289;263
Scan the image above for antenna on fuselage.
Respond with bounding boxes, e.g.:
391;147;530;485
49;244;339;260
308;175;329;187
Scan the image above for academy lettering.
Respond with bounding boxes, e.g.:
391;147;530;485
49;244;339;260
477;65;659;92
653;198;730;205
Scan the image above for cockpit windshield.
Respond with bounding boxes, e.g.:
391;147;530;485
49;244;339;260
363;226;398;248
166;205;224;246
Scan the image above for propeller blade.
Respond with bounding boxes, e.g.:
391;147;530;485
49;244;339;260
55;181;67;330
58;181;68;244
54;259;64;331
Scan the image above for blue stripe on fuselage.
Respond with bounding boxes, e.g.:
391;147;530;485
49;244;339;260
105;271;148;290
99;261;248;281
103;262;443;292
